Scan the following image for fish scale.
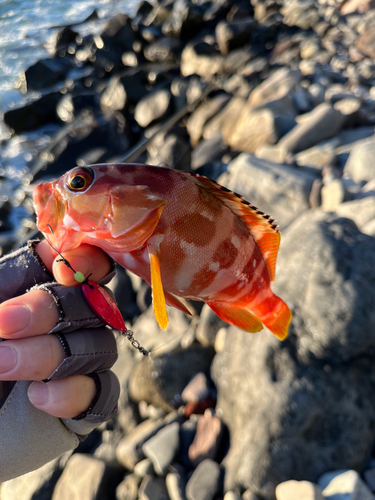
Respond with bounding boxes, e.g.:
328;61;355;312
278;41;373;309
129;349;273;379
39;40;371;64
33;163;292;340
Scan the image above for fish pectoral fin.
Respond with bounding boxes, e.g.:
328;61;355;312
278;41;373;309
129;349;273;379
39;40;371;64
149;251;169;329
207;301;263;333
164;291;192;316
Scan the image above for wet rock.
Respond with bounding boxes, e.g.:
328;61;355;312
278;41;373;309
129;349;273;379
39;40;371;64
187;94;230;147
142;422;180;475
116;474;139;500
129;345;215;412
23;57;71;91
166;470;187;500
181;41;224;78
216;18;256;55
4;93;61;133
138;475;170;500
134;88;172;128
212;211;375;498
144;37;182;63
181;373;210;403
188;411;224;467
185;459;221;500
52;454;121;500
191;133;228;170
275;480;324;500
318;470;375;500
279;103;344;154
218;154;315;230
344;136;375;184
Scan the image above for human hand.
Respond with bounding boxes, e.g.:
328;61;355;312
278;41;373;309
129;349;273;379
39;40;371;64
0;240;120;482
0;241;114;418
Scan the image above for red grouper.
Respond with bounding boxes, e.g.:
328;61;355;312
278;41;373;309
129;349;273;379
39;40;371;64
33;163;292;340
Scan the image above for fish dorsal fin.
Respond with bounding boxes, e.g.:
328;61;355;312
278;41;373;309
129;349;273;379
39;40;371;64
184;172;280;282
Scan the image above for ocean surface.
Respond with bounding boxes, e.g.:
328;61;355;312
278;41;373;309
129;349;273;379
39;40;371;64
0;0;139;113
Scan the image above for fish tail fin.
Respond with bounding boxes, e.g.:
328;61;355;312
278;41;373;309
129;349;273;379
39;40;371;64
254;292;292;340
207;300;264;333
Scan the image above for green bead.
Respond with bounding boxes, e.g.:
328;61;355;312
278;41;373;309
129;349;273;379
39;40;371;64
74;271;85;283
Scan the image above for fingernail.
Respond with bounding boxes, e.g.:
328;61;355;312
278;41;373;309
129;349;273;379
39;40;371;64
28;382;49;407
0;346;17;374
0;305;31;335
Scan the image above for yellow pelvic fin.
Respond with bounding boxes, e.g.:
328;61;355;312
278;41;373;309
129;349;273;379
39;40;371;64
149;252;169;329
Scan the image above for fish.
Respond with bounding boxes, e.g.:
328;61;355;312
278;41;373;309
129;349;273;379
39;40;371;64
33;163;292;340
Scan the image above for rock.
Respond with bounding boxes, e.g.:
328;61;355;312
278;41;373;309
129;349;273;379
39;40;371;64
23;57;71;91
129;345;215;412
223;493;243;500
187;94;230;147
295;138;339;170
211;211;375;498
134;88;172;128
116;416;176;471
364;469;375;492
181;41;224;78
334;98;362;127
279;103;344;154
134;458;154;478
184;397;216;418
255;144;289;164
281;0;321;30
116;474;139;500
248;68;301;108
147;126;191;170
166;470;187;500
100;77;127;112
356;27;375;60
195;303;228;346
215;18;256;55
181;373;210;403
309;179;323;209
224;95;297;153
275;480;324;500
0;456;65;500
321;179;351;211
144;37;181;63
138;475;170;500
335;197;375;232
218;154;315;230
4;93;61;133
142;422;180;476
212;97;247;144
52;454;121;500
188;411;224;467
242;491;260;500
344;136;375;184
57;93;98;122
46;27;78;56
185;459;221;500
191;134;228;170
162;1;205;40
318;470;375;500
214;327;228;353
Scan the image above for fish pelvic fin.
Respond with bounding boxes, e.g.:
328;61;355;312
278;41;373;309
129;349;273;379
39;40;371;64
207;300;263;333
149;251;169;329
164;291;192;316
183;172;280;282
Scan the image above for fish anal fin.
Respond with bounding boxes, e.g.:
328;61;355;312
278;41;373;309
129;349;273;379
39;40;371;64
207;301;263;333
149;251;169;329
164;291;192;316
185;172;280;282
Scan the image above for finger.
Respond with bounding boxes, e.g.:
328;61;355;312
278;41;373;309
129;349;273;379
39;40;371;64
0;289;58;339
0;335;64;380
36;241;112;286
28;375;97;419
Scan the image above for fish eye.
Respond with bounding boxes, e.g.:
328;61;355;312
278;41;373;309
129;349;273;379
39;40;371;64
66;167;94;192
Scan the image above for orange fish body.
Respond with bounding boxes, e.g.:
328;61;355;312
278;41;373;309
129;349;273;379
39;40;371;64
33;163;292;339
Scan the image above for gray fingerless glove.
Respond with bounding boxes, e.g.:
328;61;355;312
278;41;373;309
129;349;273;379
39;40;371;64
0;241;121;482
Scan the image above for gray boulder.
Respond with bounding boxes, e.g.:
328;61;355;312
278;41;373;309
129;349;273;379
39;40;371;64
211;211;375;499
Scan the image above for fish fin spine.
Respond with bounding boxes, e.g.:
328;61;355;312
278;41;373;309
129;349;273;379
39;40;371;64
164;291;192;316
184;172;280;282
